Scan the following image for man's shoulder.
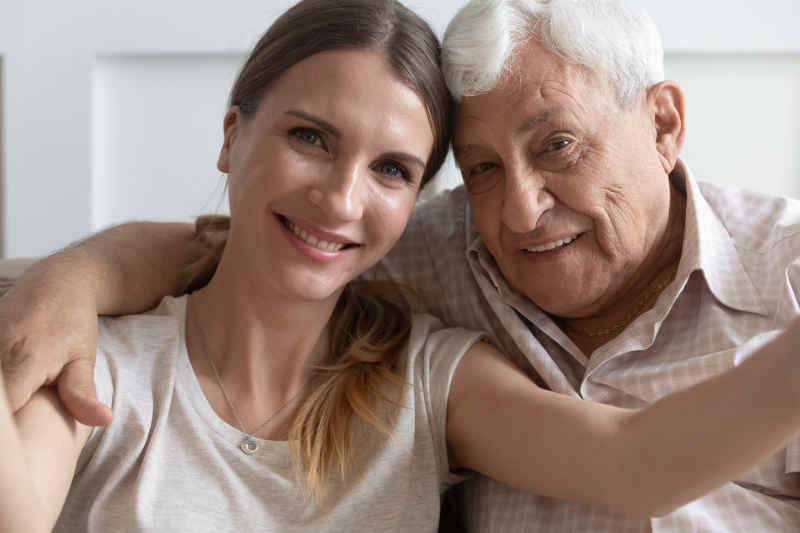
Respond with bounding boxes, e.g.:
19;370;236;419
378;185;471;278
405;185;470;245
698;181;800;253
372;186;477;317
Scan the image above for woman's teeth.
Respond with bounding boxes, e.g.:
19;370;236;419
286;220;345;252
525;235;578;253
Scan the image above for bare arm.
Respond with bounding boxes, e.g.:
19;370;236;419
0;368;46;533
1;368;91;532
0;221;203;424
45;221;201;314
447;320;800;519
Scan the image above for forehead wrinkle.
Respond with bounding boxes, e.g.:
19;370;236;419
506;42;601;119
515;109;552;135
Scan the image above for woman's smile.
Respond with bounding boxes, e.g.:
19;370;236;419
217;49;434;303
276;213;359;262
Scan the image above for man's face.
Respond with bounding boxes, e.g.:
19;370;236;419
453;41;675;318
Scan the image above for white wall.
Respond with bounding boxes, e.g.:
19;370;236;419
1;0;799;257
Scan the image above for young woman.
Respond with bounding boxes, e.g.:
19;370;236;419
2;1;800;532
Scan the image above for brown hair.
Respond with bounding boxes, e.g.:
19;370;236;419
232;0;451;186
186;0;451;500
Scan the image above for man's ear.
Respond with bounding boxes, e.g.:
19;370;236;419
217;107;242;173
647;81;686;174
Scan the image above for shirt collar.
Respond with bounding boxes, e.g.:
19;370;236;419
673;160;768;315
465;159;768;318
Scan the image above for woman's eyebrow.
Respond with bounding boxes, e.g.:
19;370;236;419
381;151;426;171
285;109;341;138
287;109;425;170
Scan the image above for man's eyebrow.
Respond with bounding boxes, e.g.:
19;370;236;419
515;109;554;135
454;107;566;159
453;144;483;160
285;110;341;138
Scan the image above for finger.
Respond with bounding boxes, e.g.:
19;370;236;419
1;338;46;412
57;359;113;427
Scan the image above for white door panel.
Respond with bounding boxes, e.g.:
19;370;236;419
2;1;799;256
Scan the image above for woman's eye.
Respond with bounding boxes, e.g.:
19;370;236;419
544;138;572;153
290;128;326;148
374;161;411;182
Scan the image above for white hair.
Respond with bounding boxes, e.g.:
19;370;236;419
442;0;665;104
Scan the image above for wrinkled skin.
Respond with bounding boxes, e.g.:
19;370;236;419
453;40;686;342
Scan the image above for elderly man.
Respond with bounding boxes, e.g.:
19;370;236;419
2;0;800;531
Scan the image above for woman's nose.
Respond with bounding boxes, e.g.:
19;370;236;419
308;162;365;222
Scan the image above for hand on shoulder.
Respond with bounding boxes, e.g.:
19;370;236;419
0;252;111;426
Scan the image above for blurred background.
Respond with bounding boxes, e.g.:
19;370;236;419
0;0;798;257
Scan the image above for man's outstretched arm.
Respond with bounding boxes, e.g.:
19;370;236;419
0;221;207;425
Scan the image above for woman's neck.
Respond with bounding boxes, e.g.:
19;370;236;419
185;253;340;434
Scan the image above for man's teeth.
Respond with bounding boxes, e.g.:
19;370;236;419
286;220;345;252
525;235;578;253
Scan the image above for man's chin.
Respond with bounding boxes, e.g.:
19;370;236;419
517;283;595;318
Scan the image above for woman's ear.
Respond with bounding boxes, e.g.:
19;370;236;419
647;81;686;174
217;107;242;173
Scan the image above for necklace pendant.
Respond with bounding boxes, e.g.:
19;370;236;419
240;438;259;455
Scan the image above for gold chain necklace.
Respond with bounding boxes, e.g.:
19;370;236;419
561;264;679;339
188;296;307;455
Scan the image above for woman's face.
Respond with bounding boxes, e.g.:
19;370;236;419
218;49;434;303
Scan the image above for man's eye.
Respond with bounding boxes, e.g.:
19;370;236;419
462;161;501;195
290;128;325;148
469;162;496;175
544;138;571;153
374;161;411;182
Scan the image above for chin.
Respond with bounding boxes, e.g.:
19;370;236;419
521;286;581;317
293;284;345;303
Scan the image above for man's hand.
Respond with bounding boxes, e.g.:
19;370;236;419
0;260;112;427
0;221;207;426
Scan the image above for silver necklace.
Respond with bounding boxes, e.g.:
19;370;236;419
188;297;306;455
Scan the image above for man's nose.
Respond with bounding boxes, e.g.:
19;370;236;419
500;164;554;234
308;161;365;222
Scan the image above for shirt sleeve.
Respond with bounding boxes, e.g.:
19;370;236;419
789;252;800;309
783;256;800;473
411;314;486;490
94;327;114;409
72;325;115;475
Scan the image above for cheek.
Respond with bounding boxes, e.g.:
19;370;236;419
469;196;506;253
226;174;251;217
367;189;416;249
585;186;650;265
469;193;500;230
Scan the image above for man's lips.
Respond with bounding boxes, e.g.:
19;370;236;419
277;214;359;252
520;233;584;253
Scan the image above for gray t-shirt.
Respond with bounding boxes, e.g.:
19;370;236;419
53;296;483;532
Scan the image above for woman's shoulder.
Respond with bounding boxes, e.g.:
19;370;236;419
408;312;485;344
98;294;185;337
405;313;486;378
96;295;186;372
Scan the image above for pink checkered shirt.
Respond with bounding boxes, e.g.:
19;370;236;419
371;160;800;532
